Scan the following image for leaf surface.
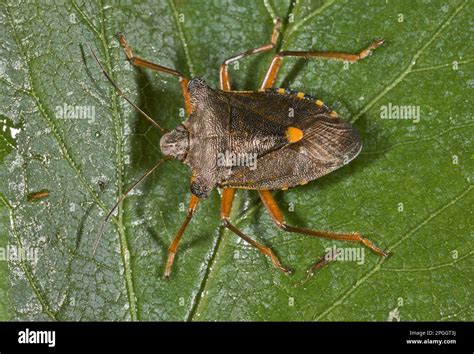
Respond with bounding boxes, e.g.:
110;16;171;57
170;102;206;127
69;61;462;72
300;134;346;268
0;0;472;320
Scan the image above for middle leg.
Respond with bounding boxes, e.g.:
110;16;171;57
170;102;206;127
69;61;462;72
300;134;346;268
221;188;291;274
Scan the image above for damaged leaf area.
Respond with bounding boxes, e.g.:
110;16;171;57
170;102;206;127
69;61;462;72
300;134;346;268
0;0;472;320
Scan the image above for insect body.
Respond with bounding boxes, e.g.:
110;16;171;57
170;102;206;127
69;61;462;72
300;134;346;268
93;19;387;279
161;82;361;198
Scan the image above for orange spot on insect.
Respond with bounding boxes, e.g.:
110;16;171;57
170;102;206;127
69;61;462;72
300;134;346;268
297;92;305;99
299;180;308;186
277;88;285;94
330;111;339;118
286;126;304;143
315;99;324;107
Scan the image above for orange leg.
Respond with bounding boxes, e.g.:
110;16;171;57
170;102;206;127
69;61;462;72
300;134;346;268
294;249;338;287
258;190;388;257
164;194;200;278
219;19;282;91
221;188;291;274
260;39;384;89
118;33;193;115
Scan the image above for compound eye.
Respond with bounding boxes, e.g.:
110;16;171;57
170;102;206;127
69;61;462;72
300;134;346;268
187;77;207;92
190;176;214;199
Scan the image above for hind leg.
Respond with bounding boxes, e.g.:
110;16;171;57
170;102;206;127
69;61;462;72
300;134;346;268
219;19;282;90
261;39;384;89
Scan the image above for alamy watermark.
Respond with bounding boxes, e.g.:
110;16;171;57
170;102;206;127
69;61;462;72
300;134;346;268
380;102;420;123
325;245;365;265
0;245;39;262
55;103;95;123
217;150;257;170
18;328;55;347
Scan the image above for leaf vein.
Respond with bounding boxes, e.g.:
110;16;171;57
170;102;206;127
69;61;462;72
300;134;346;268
313;184;472;320
1;196;58;320
381;251;473;272
98;0;139;321
351;0;469;123
169;0;195;76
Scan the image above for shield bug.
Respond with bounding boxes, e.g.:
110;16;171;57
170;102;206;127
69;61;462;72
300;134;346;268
91;19;388;279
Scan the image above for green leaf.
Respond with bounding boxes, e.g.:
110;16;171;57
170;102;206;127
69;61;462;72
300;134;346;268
1;0;472;321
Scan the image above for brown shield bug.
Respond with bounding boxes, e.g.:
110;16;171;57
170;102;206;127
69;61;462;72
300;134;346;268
91;18;388;279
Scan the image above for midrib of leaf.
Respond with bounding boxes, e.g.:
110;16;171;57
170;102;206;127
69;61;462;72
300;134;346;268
71;0;138;321
98;0;137;321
